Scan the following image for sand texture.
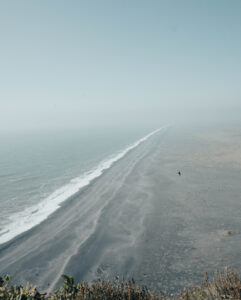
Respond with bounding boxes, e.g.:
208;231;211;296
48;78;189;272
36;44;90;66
0;125;241;294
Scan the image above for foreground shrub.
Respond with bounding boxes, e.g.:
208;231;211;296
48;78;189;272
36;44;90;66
178;268;241;300
0;268;241;299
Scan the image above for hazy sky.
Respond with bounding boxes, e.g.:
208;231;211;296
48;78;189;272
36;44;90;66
0;0;241;132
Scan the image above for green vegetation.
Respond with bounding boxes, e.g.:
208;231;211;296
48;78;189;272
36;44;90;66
0;268;241;299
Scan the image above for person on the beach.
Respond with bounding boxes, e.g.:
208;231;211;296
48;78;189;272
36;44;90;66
177;171;181;176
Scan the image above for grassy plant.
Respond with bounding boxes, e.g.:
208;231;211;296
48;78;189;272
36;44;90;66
0;268;240;299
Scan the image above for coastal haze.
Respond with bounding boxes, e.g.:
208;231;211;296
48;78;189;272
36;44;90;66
0;0;241;295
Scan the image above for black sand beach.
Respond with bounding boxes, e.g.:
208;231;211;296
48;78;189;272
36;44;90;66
0;125;241;294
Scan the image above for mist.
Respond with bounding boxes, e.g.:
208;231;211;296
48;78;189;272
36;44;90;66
0;0;241;133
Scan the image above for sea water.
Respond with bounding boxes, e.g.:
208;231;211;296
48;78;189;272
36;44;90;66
0;126;163;245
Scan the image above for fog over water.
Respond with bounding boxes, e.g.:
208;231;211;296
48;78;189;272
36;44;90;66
0;0;241;133
1;2;241;293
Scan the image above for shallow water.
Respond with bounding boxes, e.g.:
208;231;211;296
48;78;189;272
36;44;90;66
0;126;158;244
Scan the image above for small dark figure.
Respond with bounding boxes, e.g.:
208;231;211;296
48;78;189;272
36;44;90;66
177;171;181;176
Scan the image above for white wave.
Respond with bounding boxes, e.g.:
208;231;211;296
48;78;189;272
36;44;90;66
0;126;166;245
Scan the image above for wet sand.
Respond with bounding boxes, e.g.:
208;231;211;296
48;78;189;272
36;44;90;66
0;125;241;294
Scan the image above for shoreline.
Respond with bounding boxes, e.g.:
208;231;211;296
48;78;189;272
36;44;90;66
0;125;240;293
0;126;167;246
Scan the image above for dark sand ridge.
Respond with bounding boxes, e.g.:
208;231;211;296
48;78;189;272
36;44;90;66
0;126;241;294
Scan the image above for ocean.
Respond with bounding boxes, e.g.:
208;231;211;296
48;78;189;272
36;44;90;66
1;124;241;293
0;126;161;245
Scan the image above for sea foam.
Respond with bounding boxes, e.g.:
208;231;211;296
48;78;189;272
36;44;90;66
0;127;165;245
